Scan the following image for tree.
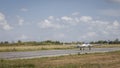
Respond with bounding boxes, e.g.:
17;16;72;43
4;41;9;44
0;41;4;44
18;40;22;43
114;38;119;44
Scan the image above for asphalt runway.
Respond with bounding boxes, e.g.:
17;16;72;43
0;48;120;59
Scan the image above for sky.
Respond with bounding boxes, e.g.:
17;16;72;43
0;0;120;42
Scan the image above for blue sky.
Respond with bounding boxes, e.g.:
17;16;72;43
0;0;120;42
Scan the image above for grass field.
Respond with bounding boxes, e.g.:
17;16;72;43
93;44;120;48
0;50;120;68
0;45;75;52
0;44;120;52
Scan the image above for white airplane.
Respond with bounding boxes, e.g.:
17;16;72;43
76;43;93;50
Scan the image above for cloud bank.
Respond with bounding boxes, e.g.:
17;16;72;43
37;13;120;41
0;13;13;31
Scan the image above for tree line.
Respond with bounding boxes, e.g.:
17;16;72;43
0;39;120;46
90;38;120;44
0;40;62;46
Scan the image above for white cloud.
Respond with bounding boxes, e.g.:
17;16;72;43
80;16;92;22
98;20;120;36
38;15;110;30
37;14;120;41
74;17;80;22
61;16;78;25
48;16;54;20
0;12;13;30
20;8;28;12
91;20;109;26
41;19;52;28
38;15;93;30
102;31;109;35
17;16;25;26
3;24;13;30
113;20;119;27
19;19;24;26
39;19;62;29
61;16;73;21
80;32;98;41
38;15;79;29
0;13;5;20
18;18;24;26
89;20;119;36
106;20;120;30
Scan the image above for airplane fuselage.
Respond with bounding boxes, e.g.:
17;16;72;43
77;44;92;50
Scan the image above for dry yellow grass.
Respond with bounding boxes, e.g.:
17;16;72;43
0;44;120;52
93;44;120;48
0;45;75;52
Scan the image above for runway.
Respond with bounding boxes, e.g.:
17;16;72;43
0;48;120;59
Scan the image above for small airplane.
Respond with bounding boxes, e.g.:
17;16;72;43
76;43;93;50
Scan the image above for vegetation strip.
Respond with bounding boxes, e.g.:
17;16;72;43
0;50;120;68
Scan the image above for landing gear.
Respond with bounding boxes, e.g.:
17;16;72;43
79;46;91;51
88;46;91;50
80;47;82;50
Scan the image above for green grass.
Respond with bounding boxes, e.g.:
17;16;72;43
0;50;120;68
